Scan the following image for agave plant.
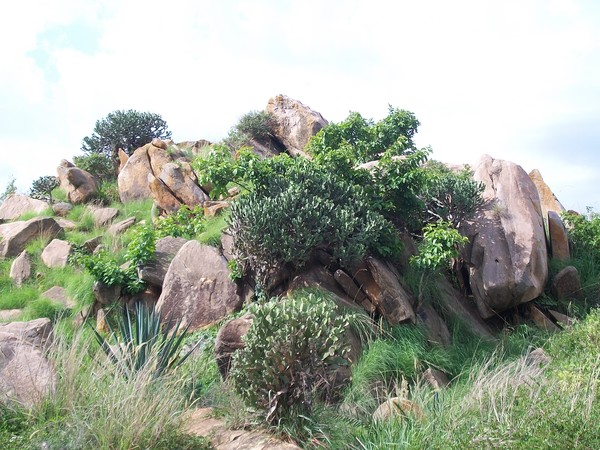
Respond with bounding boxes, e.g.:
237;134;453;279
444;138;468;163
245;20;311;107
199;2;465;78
91;304;195;379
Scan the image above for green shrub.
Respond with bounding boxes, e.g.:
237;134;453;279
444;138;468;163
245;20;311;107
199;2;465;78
29;175;59;204
73;152;116;182
229;157;399;287
410;221;469;271
154;205;205;239
96;180;121;205
223;110;274;150
230;293;351;423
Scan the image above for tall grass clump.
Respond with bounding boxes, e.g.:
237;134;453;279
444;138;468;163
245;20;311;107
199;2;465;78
16;331;210;450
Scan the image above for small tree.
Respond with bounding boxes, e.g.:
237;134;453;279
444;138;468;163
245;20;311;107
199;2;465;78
29;176;59;204
0;177;17;203
81;109;171;171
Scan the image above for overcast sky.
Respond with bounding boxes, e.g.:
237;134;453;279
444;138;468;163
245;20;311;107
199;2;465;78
2;0;599;212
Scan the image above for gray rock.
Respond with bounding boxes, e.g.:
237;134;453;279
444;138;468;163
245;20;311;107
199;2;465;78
0;217;63;258
90;207;119;226
40;239;71;268
138;237;188;287
551;266;583;301
10;250;32;286
108;217;136;235
461;155;548;318
52;202;73;217
266;95;328;157
57;159;98;204
0;194;49;221
156;241;242;330
0;318;53;348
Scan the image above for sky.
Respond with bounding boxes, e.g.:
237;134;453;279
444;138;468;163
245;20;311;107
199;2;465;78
1;0;599;212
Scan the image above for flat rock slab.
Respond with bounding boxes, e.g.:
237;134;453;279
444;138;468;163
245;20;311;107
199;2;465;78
185;408;301;450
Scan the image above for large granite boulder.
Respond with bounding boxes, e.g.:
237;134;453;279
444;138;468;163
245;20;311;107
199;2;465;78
57;159;98;204
0;318;53;348
547;211;570;260
118;141;209;208
0;194;49;221
266;95;328;157
156;241;242;330
0;217;63;258
138;236;188;287
461;155;548;318
214;314;253;379
529;169;565;220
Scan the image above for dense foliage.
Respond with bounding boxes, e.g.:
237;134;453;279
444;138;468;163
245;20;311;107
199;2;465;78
81;109;171;170
562;208;600;262
73;153;116;182
29;175;59;204
230;292;351;423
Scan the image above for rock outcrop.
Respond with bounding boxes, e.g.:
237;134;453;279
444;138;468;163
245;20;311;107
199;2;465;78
0;194;49;221
461;155;548;318
117;141;209;209
266;95;328;157
156;241;242;330
57;160;98;204
0;217;63;258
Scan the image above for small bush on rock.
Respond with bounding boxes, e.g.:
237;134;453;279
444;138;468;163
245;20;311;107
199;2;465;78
230;293;351;423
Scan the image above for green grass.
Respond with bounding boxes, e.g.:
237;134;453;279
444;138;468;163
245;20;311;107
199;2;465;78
116;198;154;223
16;207;55;221
21;297;68;321
197;213;229;247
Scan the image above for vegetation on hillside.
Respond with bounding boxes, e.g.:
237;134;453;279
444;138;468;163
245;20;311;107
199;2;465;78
0;105;598;449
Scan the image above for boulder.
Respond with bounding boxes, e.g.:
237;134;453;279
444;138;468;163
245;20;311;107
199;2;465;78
83;236;102;253
551;266;583;301
246;137;284;159
214;314;253;379
52;202;73;217
93;280;121;305
0;310;22;321
0;217;63;258
434;278;495;341
156;241;242;330
148;173;181;213
334;269;375;313
0;194;49;221
527;304;560;332
220;232;234;261
126;286;161;311
91;207;119;226
529;169;565;221
54;218;77;230
548;309;574;327
461;155;548;318
41;286;76;309
0;318;53;348
9;250;32;286
416;303;451;346
40;239;71;268
157;162;209;207
423;368;450;390
118;145;154;202
204;201;229;217
547;211;570;260
108;217;136;235
266;95;328;157
138;236;188;287
372;397;424;423
117;148;129;173
0;331;56;408
57;159;98;204
365;257;416;325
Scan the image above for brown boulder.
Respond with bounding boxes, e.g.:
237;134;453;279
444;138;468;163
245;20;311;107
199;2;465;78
40;239;71;268
9;250;32;286
551;266;583;301
148;173;181;213
0;318;53;348
118;145;154;202
156;241;242;330
117;148;129;173
0;194;49;221
57;159;98;204
0;217;63;258
41;286;76;309
266;95;328;157
461;155;548;318
91;207;119;227
157;161;209;207
108;217;136;235
527;304;560;332
547;211;570;260
529;169;565;220
214;314;253;379
365;257;416;324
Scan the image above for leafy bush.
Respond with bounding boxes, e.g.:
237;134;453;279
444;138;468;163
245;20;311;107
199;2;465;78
73;153;116;182
223;110;274;150
411;221;469;271
562;208;600;260
29;175;59;204
92;304;195;379
81;109;171;166
419;161;485;227
229;157;399;287
154;205;205;239
230;293;351;422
